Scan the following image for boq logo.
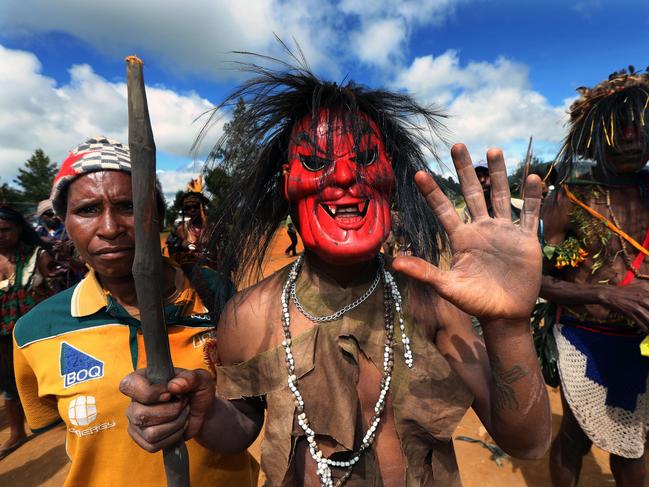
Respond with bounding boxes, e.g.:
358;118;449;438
60;342;105;388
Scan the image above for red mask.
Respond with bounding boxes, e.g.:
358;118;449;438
284;109;394;264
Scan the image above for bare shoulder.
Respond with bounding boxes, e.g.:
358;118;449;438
217;271;285;366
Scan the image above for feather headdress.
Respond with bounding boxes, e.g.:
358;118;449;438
557;65;649;179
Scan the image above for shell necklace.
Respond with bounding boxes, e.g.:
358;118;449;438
280;254;413;486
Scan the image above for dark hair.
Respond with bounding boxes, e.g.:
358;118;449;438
197;48;448;284
556;66;649;181
0;206;41;246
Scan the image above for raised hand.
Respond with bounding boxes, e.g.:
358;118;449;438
393;143;543;322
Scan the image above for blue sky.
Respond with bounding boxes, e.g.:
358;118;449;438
0;0;647;197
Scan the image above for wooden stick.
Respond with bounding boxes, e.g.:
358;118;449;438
125;55;190;487
521;136;533;199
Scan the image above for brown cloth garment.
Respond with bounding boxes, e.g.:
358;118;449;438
217;261;473;486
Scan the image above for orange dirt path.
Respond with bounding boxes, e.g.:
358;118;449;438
1;229;645;486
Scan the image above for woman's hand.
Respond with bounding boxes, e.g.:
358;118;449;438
119;368;215;452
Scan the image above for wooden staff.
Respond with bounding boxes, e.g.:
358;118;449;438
125;55;190;487
520;136;533;199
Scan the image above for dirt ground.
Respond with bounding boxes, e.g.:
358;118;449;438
0;228;644;486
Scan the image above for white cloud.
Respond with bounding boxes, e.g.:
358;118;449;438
1;0;343;78
393;50;572;171
351;18;407;67
0;44;221;183
341;0;467;68
2;0;468;75
339;0;463;25
156;169;206;201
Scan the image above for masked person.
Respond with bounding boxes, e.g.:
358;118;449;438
12;137;257;486
541;67;649;486
121;62;550;486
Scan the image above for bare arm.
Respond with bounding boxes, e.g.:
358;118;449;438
394;144;551;459
434;299;549;459
120;298;266;454
120;367;263;454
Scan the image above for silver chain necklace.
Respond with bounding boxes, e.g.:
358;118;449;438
290;262;382;322
280;254;413;487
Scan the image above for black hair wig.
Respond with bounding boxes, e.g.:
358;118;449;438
197;46;449;285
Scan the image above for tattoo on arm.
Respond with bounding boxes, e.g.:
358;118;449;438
491;356;528;411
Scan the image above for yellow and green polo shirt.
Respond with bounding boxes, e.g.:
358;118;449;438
13;266;258;487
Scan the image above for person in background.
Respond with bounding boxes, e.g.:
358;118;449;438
166;177;210;271
284;220;298;256
34;199;65;245
34;199;86;291
461;161;523;223
542;67;649;487
0;206;56;458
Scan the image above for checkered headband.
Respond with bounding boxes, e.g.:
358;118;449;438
51;136;133;216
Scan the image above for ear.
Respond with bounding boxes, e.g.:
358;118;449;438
282;163;290;201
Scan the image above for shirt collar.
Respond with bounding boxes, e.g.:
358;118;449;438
70;260;208;318
70;268;108;317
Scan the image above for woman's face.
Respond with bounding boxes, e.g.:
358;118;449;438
65;171;136;280
0;220;21;251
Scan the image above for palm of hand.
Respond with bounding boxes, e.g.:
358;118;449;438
442;218;542;320
393;144;543;322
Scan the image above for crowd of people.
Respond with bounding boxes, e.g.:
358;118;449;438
0;60;646;487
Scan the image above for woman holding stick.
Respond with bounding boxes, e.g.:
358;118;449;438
12;136;258;486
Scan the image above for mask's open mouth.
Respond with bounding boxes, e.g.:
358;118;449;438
321;200;369;220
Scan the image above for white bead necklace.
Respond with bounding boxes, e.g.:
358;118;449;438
280;254;413;486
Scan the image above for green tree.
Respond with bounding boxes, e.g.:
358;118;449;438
213;98;260;178
0;181;22;205
204;97;259;218
16;149;58;204
203;166;232;221
436;174;462;204
508;156;553;197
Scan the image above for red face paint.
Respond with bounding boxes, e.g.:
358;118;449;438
284;109;393;264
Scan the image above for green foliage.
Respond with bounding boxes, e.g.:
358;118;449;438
16;149;58;204
0;181;23;205
213;98;260;179
203;166;232;221
508;156;553;197
569;201;612;274
436;174;461;204
204;98;259;222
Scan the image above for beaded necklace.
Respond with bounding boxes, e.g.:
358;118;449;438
280;254;413;486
